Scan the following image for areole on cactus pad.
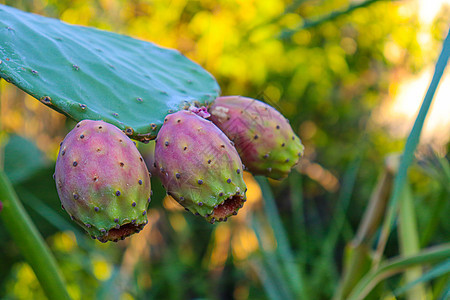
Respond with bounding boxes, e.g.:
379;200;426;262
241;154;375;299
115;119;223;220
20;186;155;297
209;96;304;180
54;120;151;242
154;110;247;223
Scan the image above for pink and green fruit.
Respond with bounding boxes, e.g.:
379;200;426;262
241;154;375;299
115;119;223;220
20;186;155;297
141;140;158;177
154;110;247;223
209;96;304;180
54;120;151;242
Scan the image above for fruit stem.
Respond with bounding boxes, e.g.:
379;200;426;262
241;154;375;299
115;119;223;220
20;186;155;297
0;170;71;300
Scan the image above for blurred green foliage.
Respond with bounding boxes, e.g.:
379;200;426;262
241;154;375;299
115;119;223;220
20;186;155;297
0;0;449;299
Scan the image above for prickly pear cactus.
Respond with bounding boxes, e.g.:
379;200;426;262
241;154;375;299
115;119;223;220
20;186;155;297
154;110;247;223
209;96;304;179
0;5;220;141
54;120;151;242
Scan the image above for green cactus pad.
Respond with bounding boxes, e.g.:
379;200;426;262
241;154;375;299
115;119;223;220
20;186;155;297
0;5;220;141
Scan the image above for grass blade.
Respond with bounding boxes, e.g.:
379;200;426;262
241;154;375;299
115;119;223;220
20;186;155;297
249;259;285;300
0;170;70;300
289;171;307;253
18;189;93;250
348;243;450;300
373;28;450;267
438;280;450;300
418;153;450;247
334;159;395;300
97;266;122;300
420;189;448;248
322;156;361;253
252;214;295;300
394;259;450;296
313;156;362;296
255;176;308;299
398;183;426;299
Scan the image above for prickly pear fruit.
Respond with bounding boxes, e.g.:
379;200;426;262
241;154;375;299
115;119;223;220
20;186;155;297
209;96;304;180
141;140;158;176
154;110;247;223
188;105;211;118
54;120;151;242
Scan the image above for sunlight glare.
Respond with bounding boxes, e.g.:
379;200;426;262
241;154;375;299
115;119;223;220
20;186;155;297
384;67;450;145
417;0;450;25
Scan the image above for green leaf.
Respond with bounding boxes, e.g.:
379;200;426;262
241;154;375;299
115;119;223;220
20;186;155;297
3;134;47;184
0;5;220;141
439;281;450;300
394;259;450;297
288;171;307;252
18;189;93;249
373;27;450;267
251;214;296;300
0;170;70;300
398;183;426;299
347;244;450;300
255;176;309;300
315;156;362;297
249;260;285;300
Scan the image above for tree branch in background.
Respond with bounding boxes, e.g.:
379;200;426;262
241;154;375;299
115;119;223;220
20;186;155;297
279;0;387;40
